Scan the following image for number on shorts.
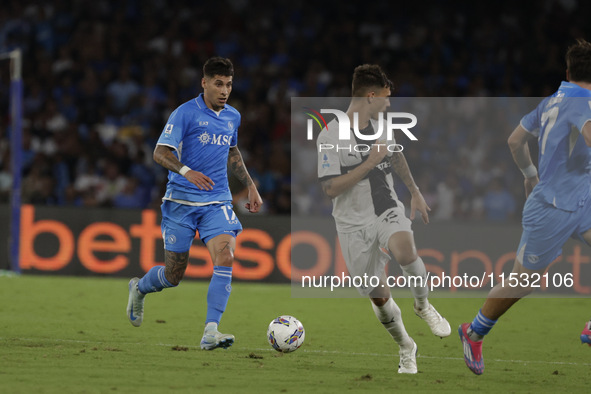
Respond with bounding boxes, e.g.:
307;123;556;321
221;205;236;221
382;210;399;224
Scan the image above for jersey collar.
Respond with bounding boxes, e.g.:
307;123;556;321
560;81;576;89
195;93;227;113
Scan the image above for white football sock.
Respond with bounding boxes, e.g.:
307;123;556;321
401;257;429;309
372;298;412;348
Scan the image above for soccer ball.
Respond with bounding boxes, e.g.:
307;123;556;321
267;315;305;353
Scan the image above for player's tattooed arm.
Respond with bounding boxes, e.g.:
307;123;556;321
153;145;184;173
390;151;419;193
164;250;189;286
228;146;263;213
390;151;430;223
154;144;214;190
228;146;254;187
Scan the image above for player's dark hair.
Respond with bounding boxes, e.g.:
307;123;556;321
203;57;234;78
352;64;392;96
566;39;591;83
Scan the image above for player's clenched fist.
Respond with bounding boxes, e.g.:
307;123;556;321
245;185;263;213
366;143;389;166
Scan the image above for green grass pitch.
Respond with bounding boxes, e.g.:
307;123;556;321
0;275;589;393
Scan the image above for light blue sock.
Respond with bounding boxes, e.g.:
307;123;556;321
470;309;497;337
137;266;175;294
206;266;233;324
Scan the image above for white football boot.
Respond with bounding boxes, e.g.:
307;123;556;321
126;277;145;327
398;339;418;374
414;303;451;338
200;325;235;350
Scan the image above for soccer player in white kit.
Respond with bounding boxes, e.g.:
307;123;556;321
317;64;451;374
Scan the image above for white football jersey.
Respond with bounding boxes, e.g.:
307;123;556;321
317;118;399;233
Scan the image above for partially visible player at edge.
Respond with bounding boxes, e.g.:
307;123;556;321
317;64;451;375
126;57;263;350
459;39;591;375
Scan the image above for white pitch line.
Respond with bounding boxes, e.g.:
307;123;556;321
3;336;590;367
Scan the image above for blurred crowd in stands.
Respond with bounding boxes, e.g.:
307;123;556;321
0;0;589;221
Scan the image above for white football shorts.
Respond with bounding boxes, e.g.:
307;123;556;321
337;204;413;296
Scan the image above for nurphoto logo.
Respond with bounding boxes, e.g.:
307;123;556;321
304;107;418;153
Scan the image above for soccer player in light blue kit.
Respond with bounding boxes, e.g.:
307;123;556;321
460;39;591;374
126;57;263;350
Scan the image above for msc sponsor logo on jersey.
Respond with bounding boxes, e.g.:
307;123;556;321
198;131;232;146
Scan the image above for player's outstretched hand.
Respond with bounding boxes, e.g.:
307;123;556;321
245;185;263;213
184;170;215;191
410;189;431;224
524;176;539;198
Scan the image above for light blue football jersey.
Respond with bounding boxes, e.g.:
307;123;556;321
157;93;240;203
520;81;591;211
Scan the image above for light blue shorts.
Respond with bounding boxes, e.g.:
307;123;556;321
161;200;243;252
517;196;591;269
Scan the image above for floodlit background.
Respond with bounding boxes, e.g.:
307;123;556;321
2;0;590;219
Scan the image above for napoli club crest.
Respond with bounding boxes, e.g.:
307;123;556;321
228;121;234;131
